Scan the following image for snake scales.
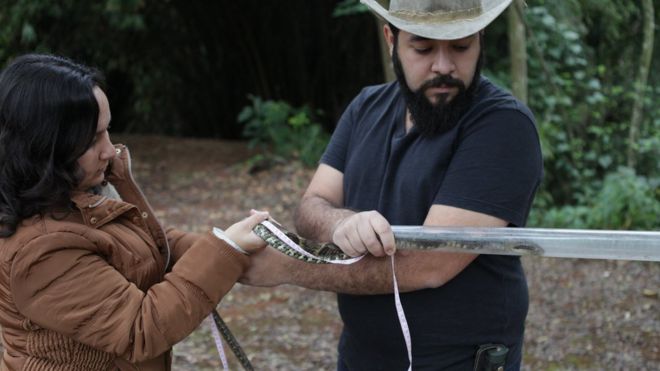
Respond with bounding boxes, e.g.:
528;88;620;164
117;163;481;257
213;220;353;370
252;220;355;263
216;221;544;369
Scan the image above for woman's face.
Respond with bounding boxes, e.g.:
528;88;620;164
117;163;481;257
76;87;115;191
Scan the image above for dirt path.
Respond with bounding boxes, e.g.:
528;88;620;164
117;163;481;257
2;135;656;370
117;135;658;371
115;135;342;370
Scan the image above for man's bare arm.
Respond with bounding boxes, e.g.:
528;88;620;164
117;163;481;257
243;165;508;294
294;164;350;242
294;164;395;257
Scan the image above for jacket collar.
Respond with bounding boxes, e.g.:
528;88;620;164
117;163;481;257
70;144;171;269
70;144;136;228
70;191;135;229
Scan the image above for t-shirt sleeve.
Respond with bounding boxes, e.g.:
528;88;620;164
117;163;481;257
320;94;360;172
434;109;543;226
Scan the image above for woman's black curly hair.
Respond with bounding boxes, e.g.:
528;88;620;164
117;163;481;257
0;54;105;237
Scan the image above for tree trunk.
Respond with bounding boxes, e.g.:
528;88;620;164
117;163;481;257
507;0;527;103
627;0;655;169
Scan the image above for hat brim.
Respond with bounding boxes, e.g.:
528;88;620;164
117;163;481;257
360;0;512;40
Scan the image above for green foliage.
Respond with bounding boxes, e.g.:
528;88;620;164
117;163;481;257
0;1;381;138
483;0;659;230
0;0;175;134
529;167;660;230
587;168;660;230
521;1;658;216
0;0;657;229
333;0;368;17
237;96;329;168
0;0;145;61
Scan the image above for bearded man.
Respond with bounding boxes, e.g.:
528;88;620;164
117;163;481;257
242;1;543;370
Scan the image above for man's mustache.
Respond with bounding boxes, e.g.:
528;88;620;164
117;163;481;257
419;75;466;92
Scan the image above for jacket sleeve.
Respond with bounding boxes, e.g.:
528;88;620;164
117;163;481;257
10;230;248;362
165;227;203;263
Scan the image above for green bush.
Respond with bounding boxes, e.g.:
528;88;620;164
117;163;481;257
586;168;659;230
237;95;329;168
529;167;660;230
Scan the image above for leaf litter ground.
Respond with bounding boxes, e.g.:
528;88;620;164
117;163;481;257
2;135;656;370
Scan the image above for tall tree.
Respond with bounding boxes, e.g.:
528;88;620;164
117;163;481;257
627;0;655;169
507;0;527;103
333;0;393;82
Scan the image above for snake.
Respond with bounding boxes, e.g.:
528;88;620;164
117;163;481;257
216;221;544;370
252;220;356;264
212;220;360;370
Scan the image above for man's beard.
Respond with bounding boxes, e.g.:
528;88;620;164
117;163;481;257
392;43;482;138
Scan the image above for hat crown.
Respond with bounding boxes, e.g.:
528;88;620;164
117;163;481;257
360;0;512;40
389;0;482;15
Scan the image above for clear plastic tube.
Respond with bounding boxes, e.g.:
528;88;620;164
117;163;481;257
391;226;660;262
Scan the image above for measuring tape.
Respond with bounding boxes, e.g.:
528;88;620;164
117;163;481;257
260;220;413;370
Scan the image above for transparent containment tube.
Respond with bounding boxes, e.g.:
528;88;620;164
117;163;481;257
391;226;660;262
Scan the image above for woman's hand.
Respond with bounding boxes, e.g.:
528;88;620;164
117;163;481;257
224;210;270;254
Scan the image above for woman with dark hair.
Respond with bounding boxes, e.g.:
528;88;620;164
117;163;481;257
0;54;268;370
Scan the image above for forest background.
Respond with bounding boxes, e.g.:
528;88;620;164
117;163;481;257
0;0;658;369
0;0;657;228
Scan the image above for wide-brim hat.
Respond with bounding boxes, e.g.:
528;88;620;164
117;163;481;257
360;0;513;40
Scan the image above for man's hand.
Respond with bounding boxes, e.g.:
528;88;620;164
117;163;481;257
332;210;395;257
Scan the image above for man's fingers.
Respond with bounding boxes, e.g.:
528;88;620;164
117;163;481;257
332;211;394;257
369;215;395;256
332;216;360;257
335;233;362;257
357;217;385;257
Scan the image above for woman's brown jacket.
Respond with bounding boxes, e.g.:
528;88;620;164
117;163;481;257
0;145;249;370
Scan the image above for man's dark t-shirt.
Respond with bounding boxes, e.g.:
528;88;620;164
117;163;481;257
321;77;543;370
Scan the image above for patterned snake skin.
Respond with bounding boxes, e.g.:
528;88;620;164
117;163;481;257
214;220;351;370
252;220;355;264
221;221;543;369
211;309;253;371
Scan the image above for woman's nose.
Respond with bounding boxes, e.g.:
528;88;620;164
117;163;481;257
100;137;115;160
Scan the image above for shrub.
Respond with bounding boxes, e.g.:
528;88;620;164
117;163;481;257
237;95;329;168
529;167;660;230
